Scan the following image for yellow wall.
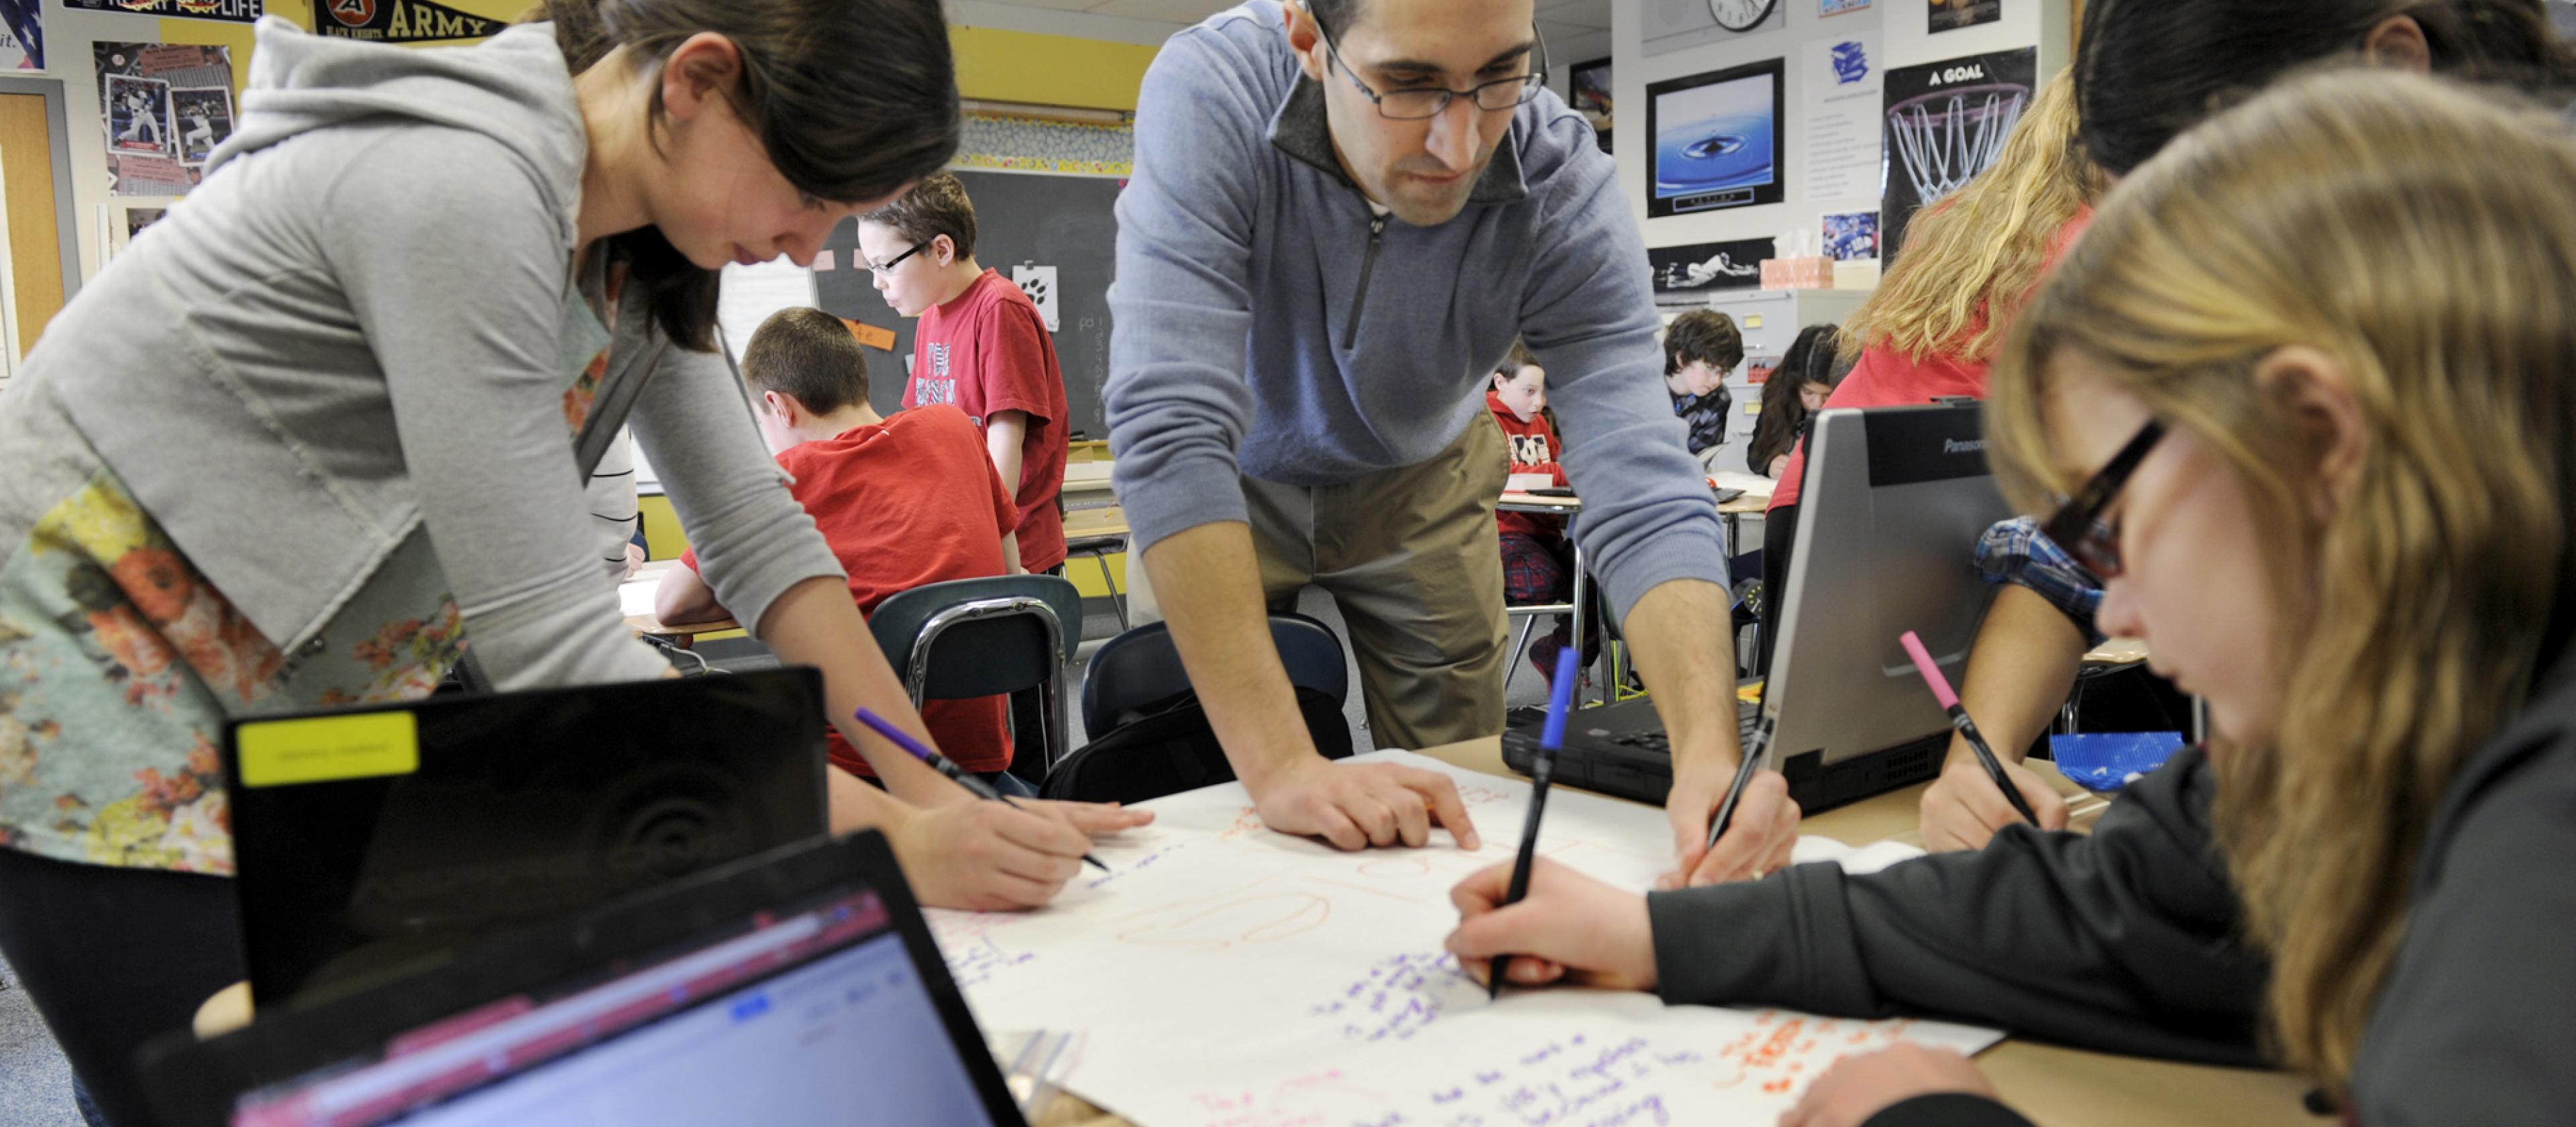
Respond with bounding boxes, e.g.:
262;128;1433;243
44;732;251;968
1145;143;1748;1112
949;25;1159;112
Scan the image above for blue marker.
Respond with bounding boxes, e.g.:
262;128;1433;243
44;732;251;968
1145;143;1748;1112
1489;647;1581;1000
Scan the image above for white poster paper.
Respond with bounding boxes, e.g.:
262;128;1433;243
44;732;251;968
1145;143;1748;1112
1803;32;1885;202
929;751;2000;1126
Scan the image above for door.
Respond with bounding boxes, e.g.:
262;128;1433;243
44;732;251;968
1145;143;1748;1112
0;91;64;362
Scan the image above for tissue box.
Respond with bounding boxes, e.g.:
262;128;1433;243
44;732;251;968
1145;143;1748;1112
1761;256;1833;290
1833;259;1882;290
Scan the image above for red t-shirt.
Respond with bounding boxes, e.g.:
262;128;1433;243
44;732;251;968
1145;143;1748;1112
1489;390;1568;539
904;269;1070;572
684;406;1020;777
1768;210;2094;513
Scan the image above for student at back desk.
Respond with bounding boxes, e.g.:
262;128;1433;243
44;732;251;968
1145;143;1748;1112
853;173;1071;577
655;308;1068;792
1489;342;1594;688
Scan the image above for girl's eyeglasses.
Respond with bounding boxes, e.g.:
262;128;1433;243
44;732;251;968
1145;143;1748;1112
2041;419;2165;579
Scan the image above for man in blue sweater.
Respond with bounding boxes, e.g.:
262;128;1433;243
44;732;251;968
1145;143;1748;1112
1106;0;1798;884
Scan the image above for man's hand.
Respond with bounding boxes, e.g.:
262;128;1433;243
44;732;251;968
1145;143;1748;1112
1662;755;1799;888
886;799;1097;912
1612;580;1798;887
1918;756;2068;851
1250;755;1481;851
1141;524;1479;853
1444;858;1655;991
1779;1044;2000;1127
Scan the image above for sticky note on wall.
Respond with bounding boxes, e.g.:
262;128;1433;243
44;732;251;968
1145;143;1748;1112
236;712;419;788
844;319;897;350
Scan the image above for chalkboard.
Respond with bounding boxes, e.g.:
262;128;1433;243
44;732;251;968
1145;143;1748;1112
818;169;1124;441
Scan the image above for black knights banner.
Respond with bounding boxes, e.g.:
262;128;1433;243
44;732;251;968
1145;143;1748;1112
318;0;501;43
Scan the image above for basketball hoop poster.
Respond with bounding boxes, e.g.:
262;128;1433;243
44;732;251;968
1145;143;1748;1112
1802;32;1882;201
1878;46;2035;263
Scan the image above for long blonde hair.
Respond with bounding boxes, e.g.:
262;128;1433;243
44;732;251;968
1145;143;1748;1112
1986;70;2576;1090
1837;68;2094;364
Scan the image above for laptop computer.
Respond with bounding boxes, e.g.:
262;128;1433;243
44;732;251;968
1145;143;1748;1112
142;832;1026;1127
1507;402;2009;814
225;667;831;1006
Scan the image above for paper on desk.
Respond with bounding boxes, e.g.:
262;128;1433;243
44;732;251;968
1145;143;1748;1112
924;751;1991;1127
1709;469;1776;497
616;579;658;619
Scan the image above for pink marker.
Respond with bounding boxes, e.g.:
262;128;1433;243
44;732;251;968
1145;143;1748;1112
1900;631;2039;826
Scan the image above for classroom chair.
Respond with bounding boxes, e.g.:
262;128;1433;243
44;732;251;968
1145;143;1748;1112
867;575;1082;778
1043;614;1352;804
1504;598;1578;700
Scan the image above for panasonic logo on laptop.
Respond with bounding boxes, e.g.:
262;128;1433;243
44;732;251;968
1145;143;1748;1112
1943;438;1986;455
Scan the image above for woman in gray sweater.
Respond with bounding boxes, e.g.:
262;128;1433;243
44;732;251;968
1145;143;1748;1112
0;1;1138;1120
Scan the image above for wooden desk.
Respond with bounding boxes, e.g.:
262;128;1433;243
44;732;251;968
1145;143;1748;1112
1062;506;1132;629
1061;507;1128;541
1496;486;1768;706
618;559;738;645
1061;460;1118;514
1031;738;2313;1127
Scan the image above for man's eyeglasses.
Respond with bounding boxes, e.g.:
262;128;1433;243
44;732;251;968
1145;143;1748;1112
2041;419;2165;580
866;241;928;276
1318;24;1548;121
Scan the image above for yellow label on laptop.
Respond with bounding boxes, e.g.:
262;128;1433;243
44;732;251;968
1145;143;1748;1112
236;712;420;788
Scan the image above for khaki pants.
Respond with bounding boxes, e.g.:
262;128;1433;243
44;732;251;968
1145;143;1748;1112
1126;415;1511;751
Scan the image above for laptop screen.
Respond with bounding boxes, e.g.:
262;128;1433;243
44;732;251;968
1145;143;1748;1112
225;888;1001;1127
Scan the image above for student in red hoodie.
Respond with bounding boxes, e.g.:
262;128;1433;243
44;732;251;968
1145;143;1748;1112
655;308;1082;793
1489;343;1595;685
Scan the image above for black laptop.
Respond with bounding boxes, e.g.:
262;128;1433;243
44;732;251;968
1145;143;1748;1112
223;668;831;1006
142;832;1026;1127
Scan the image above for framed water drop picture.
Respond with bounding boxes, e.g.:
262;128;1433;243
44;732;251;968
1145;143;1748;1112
1646;56;1787;219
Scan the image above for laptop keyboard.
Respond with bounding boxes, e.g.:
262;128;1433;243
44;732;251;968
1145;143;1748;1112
1597;701;1761;755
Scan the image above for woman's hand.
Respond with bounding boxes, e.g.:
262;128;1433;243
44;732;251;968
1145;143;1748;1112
1443;858;1658;991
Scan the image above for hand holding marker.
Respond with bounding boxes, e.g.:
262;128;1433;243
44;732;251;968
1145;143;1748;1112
1489;647;1580;1000
853;707;1110;872
1898;631;2039;827
1703;685;1776;855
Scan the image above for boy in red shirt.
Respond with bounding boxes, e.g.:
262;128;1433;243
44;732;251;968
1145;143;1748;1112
855;173;1071;575
655;307;1023;782
1488;343;1595;684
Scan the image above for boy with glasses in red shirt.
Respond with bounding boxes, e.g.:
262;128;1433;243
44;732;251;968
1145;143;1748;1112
855;174;1071;576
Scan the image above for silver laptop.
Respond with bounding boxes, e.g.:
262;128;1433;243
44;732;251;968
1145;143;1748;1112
1761;402;2009;802
1506;402;2007;812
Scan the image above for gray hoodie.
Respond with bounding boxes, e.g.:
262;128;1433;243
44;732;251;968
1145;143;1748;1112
1104;1;1729;621
17;18;839;690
